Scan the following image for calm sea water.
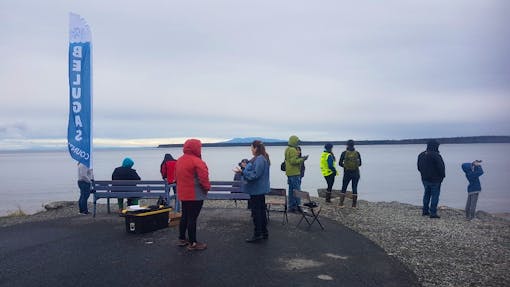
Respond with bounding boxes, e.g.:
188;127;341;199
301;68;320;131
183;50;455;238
1;143;509;216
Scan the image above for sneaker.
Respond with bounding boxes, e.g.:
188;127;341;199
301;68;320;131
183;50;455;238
176;239;189;247
422;212;430;216
79;211;89;215
187;242;207;251
429;214;441;219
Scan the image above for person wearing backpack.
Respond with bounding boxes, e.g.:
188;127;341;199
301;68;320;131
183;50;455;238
338;140;362;208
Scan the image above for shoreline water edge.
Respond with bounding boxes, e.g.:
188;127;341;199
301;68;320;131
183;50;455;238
1;198;509;287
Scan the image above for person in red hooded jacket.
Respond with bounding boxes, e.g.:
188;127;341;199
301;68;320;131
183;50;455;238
160;153;177;194
175;139;211;251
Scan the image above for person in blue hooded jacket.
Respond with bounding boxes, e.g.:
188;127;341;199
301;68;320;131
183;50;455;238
462;160;484;221
242;140;270;243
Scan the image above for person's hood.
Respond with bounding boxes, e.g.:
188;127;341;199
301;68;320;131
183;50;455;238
288;135;300;147
461;162;472;172
183;139;202;158
426;140;440;152
122;157;134;168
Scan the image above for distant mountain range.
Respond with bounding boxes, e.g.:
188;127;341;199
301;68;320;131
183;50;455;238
157;135;510;148
224;137;286;144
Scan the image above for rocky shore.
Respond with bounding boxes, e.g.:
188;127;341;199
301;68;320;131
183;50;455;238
1;198;509;287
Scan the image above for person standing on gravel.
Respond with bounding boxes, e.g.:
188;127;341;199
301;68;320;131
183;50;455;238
462;160;484;221
320;143;337;203
338;140;362;208
417;140;445;219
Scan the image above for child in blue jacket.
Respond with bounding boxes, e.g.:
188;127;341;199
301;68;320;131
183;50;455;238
461;160;484;220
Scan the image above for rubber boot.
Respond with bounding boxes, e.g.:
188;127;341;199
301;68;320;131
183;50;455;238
325;192;332;203
352;195;358;208
338;194;345;208
117;199;124;211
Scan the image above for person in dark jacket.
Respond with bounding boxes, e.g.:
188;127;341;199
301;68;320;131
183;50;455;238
417;140;445;218
338;140;362;208
462;160;484;220
233;158;249;182
112;157;141;210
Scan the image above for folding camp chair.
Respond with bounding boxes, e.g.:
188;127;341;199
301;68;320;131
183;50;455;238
294;190;324;230
265;188;288;224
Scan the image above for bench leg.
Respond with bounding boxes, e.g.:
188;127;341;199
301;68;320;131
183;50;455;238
93;199;97;218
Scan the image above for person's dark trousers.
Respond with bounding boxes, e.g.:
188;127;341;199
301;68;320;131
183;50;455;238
250;194;268;237
341;170;360;194
179;200;204;244
77;180;91;213
324;174;335;202
422;180;441;216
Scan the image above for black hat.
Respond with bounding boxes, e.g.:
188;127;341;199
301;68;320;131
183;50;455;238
426;140;439;151
238;159;249;166
324;143;333;151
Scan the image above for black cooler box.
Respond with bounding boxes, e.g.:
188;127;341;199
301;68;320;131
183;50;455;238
123;207;171;234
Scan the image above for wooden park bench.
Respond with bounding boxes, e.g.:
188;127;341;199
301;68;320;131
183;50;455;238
92;180;176;217
206;181;250;205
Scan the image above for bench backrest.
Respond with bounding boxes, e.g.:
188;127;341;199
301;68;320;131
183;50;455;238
209;180;243;193
93;180;170;192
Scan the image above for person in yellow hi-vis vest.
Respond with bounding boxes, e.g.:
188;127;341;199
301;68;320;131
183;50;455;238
320;143;337;203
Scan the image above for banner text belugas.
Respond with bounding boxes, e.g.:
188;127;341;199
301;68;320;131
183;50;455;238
68;13;92;167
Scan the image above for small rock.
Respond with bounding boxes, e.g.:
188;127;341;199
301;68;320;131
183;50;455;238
44;201;75;210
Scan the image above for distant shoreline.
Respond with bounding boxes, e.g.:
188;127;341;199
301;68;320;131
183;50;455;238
158;135;510;148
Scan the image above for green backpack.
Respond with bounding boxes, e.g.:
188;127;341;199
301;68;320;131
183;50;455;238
343;150;360;170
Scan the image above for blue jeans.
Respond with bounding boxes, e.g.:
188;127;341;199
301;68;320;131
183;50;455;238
287;175;302;211
77;180;91;213
422;180;441;215
465;192;479;220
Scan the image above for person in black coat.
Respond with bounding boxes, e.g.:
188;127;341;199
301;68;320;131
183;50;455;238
417;140;445;218
112;157;141;210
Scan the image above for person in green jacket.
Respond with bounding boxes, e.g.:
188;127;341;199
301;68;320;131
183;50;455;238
285;135;309;212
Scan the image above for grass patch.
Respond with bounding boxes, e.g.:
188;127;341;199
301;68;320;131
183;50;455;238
5;207;27;218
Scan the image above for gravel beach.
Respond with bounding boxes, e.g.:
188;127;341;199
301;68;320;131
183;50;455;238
1;198;509;287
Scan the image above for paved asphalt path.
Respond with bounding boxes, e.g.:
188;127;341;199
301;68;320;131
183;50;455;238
0;208;420;287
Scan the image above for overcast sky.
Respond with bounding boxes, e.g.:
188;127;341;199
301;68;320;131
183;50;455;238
1;0;509;148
